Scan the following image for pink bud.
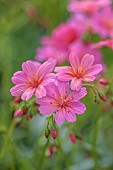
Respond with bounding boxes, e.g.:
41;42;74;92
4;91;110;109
45;129;50;139
14;109;23;117
50;130;57;139
26;115;32;121
13;96;21;103
99;79;108;85
48;146;54;157
101;95;107;102
69;134;76;144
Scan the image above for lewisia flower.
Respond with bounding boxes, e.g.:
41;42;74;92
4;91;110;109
55;52;102;91
10;60;55;100
37;81;87;124
68;0;111;15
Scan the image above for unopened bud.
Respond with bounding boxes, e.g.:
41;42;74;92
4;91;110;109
45;129;50;139
50;130;57;139
98;91;107;102
99;79;108;85
14;109;23;117
94;96;101;104
26;115;32;121
13;96;21;103
69;134;76;144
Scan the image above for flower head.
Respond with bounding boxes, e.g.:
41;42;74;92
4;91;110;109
37;81;87;124
55;52;102;91
10;60;55;100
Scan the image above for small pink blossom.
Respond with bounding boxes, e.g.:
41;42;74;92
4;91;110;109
68;0;111;15
37;81;87;124
55;52;102;91
10;60;55;100
91;39;113;50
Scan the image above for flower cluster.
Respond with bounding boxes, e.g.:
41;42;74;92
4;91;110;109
10;52;102;124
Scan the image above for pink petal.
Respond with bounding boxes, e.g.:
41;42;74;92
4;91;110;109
22;60;40;78
35;85;46;98
82;76;95;82
55;108;66;124
57;73;73;81
12;71;26;84
21;87;35;101
10;84;27;96
71;102;86;114
39;105;57;114
54;66;73;74
46;83;60;100
71;78;82;91
81;54;94;70
36;96;55;105
57;81;70;98
69;52;79;70
86;64;103;76
67;87;87;102
41;73;56;86
37;61;52;82
65;109;76;122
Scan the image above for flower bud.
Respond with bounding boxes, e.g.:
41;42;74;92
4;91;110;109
69;134;76;144
99;79;108;85
50;130;57;139
13;96;21;103
45;129;50;139
14;109;23;117
26;115;32;121
98;91;107;102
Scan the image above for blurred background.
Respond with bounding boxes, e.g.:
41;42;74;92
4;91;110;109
0;0;113;170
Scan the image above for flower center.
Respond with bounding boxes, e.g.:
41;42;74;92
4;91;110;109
75;67;84;79
60;97;67;107
27;78;39;88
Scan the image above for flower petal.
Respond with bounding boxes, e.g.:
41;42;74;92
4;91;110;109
81;54;94;70
86;64;103;76
55;108;66;124
12;71;26;84
71;78;82;91
82;76;95;82
57;81;70;98
71;102;86;114
35;85;46;98
69;52;79;70
21;87;35;101
65;108;76;122
10;84;27;96
39;105;57;114
37;61;52;82
57;73;73;81
54;66;73;74
41;73;56;86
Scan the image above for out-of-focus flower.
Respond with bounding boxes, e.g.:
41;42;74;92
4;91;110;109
36;46;68;65
55;52;102;91
25;4;37;20
37;81;87;124
93;7;113;38
69;134;76;144
91;39;113;50
10;60;55;100
68;0;111;15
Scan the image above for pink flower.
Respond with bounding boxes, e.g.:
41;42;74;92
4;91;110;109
93;7;113;38
55;52;102;91
68;0;111;15
10;60;55;100
36;46;68;65
91;39;113;50
37;81;87;124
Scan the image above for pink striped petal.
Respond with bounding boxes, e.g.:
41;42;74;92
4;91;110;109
71;78;82;91
39;105;57;114
41;73;56;86
82;76;95;82
58;81;70;98
12;71;26;84
57;73;73;81
71;102;86;114
54;66;73;74
55;108;66;124
81;54;94;70
46;83;60;100
35;85;46;98
37;61;52;82
65;109;76;122
10;84;27;96
67;87;87;102
21;87;35;101
69;52;79;70
86;64;102;76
